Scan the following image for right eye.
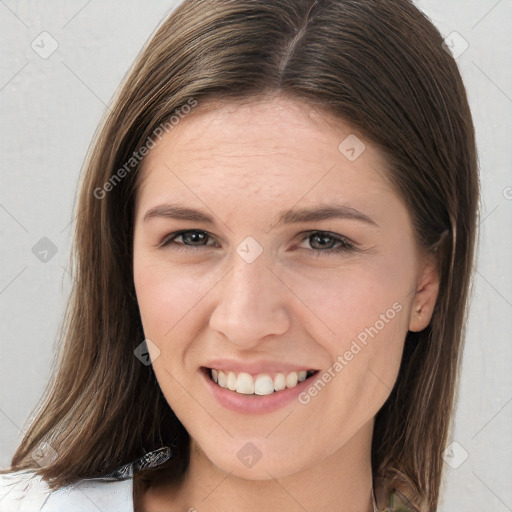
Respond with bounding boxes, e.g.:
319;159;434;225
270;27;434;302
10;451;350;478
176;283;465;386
159;230;218;252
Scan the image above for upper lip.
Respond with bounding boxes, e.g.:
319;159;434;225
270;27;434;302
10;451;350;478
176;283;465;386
203;359;318;375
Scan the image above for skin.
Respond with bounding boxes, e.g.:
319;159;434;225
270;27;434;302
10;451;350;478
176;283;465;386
132;94;439;512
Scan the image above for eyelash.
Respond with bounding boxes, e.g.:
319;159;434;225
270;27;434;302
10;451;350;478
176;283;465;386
158;230;357;256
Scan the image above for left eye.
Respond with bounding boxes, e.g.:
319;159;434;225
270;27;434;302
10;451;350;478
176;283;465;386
158;230;356;255
299;231;355;255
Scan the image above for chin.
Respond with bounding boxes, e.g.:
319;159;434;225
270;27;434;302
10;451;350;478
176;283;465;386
198;436;315;481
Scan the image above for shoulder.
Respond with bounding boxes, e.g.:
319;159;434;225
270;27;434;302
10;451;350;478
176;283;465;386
0;470;50;512
0;470;134;512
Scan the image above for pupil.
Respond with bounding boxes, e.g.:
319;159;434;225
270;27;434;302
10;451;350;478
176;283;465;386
185;232;205;245
312;234;333;249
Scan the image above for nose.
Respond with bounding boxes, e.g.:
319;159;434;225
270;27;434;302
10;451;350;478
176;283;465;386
208;250;291;348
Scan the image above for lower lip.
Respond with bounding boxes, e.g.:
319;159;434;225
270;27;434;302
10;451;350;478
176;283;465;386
201;368;319;414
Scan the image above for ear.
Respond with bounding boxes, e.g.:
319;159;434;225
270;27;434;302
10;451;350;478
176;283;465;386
408;253;440;332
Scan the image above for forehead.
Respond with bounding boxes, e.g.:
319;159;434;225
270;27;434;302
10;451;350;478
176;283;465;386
135;96;394;216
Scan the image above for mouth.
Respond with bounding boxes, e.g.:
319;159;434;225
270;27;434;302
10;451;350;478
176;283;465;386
203;367;319;396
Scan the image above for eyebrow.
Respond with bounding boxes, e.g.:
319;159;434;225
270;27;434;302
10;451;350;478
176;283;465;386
142;203;378;227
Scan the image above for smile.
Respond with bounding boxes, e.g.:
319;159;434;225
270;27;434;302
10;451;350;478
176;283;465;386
208;368;318;396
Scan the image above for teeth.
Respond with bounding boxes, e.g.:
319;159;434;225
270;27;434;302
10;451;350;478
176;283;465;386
218;370;227;388
254;374;274;395
227;371;237;391
236;372;254;394
285;372;298;388
211;369;314;396
274;373;286;391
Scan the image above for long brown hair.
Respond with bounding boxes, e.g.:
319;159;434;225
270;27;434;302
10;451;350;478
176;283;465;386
4;1;479;509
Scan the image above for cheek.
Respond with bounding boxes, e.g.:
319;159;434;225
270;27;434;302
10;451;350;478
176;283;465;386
288;257;414;348
133;256;214;340
290;270;411;438
289;254;414;401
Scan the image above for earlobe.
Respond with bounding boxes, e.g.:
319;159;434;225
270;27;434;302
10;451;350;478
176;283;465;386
408;255;441;332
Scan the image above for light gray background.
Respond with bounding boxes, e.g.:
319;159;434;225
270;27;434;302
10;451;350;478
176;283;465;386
0;0;511;510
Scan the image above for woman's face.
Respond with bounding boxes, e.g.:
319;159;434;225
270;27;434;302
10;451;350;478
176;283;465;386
133;95;439;480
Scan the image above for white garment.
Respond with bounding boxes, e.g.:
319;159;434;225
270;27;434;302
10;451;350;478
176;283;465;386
0;470;134;512
0;445;173;511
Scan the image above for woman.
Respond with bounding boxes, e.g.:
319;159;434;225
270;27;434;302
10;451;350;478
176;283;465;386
0;0;478;511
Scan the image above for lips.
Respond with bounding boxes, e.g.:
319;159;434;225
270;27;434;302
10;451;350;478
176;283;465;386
202;365;320;414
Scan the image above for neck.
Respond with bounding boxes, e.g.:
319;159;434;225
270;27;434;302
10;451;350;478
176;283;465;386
140;422;375;512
